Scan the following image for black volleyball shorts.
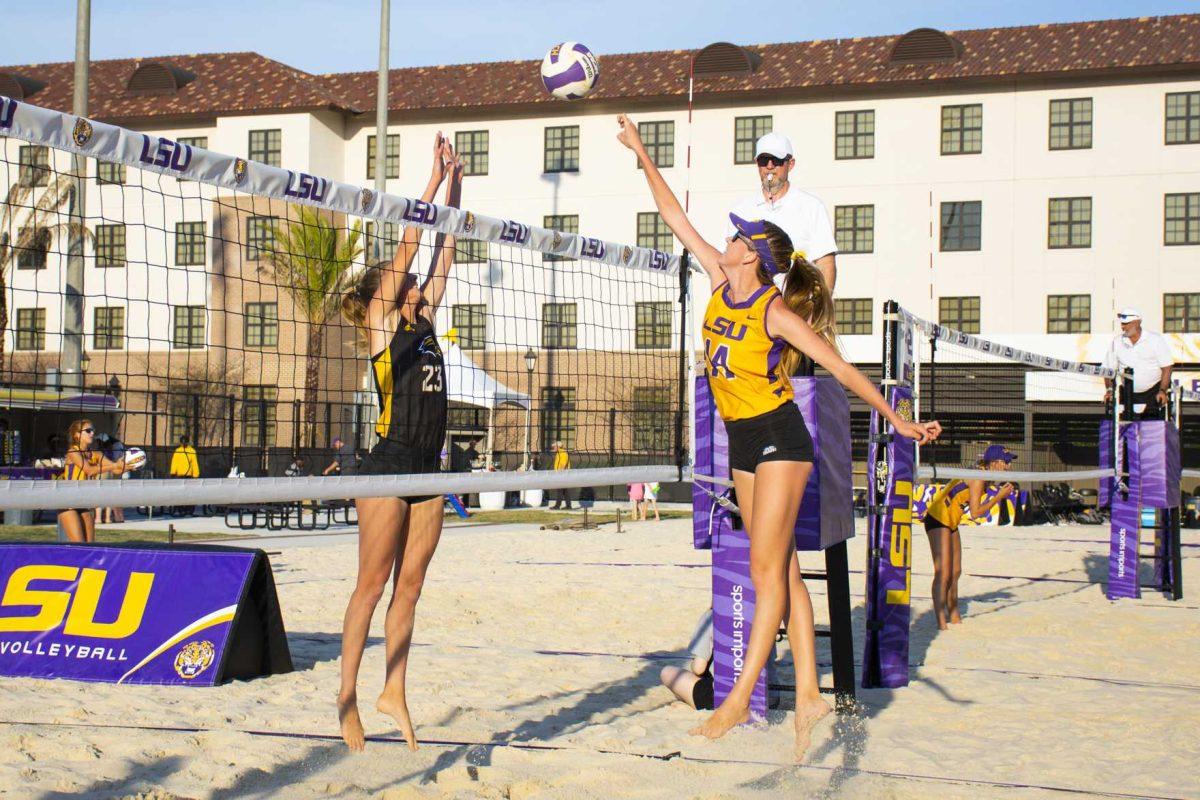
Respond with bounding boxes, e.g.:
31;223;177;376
725;402;815;473
359;439;442;504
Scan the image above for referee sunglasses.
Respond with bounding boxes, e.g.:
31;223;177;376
755;153;791;168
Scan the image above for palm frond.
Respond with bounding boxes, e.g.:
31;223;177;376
262;205;363;326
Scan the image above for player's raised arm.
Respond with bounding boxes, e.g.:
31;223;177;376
421;150;464;314
615;114;723;289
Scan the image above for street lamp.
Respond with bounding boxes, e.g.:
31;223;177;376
522;348;537;469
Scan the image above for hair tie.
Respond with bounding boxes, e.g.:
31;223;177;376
791;250;806;262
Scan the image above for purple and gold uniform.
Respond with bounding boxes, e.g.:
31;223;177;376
925;481;971;530
702;281;792;422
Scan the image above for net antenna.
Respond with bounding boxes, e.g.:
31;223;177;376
0;98;685;511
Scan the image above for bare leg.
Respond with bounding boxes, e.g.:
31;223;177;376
338;496;405;751
691;460;810;740
81;510;96;543
948;531;963;624
58;510;86;543
925;526;951;630
660;666;702;709
786;551;831;761
376;495;445;750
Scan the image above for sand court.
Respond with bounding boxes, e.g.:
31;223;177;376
1;516;1197;799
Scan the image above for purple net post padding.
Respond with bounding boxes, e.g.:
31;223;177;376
1099;419;1114;508
862;386;915;689
1135;421;1181;510
711;510;768;719
792;377;854;552
693;375;725;551
1107;423;1141;600
0;544;256;685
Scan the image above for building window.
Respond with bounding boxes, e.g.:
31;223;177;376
938;296;981;334
1047;294;1090;333
242;386;278;447
542;214;578;262
95;224;126;268
18;145;50;187
1049;98;1093;150
244;302;279;348
14;308;46;351
175;221;206;266
636;212;673;252
173;305;206;349
542;302;577;349
635;301;672;349
15;227;50;270
1164;293;1200;333
637;121;674;168
248;129;282;166
245;215;277;261
1165;91;1200;145
939;201;982;251
1048;197;1092;249
941;104;983;155
633;386;672;452
540;387;576;450
455;130;489;176
834;205;874;254
365;133;400;180
364;221;400;262
834;298;872;335
544;125;580;173
452;304;486;351
734;115;772;164
835;110;874;159
97;161;126;185
93;306;125;350
1165;192;1200;245
457;239;488;263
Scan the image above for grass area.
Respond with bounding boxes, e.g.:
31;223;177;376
451;508;690;525
0;525;235;545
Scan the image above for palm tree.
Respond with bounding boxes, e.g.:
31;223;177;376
262;205;362;442
0;175;92;375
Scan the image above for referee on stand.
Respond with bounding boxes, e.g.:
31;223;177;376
1103;308;1176;419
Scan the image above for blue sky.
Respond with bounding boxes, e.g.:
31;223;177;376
5;0;1199;72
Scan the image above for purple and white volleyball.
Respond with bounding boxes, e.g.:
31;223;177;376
540;42;600;101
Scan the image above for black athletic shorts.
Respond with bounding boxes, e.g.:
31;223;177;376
923;515;954;536
359;439;442;504
725;402;815;473
692;670;714;710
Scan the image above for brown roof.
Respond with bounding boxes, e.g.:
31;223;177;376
324;14;1200;112
2;14;1198;123
0;52;359;122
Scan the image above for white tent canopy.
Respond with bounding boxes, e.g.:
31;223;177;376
442;340;530;410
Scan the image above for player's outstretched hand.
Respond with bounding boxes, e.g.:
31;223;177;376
896;420;941;444
616;114;643;152
429;132;447;183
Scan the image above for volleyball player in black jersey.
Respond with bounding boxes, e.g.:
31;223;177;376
335;134;462;752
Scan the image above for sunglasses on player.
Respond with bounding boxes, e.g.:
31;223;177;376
755;153;790;168
81;427;95;434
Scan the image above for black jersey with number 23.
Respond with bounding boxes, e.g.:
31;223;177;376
370;314;447;453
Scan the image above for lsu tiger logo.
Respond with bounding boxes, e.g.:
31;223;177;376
896;398;914;422
359;188;374;212
174;640;216;680
621;245;633;265
232;158;248;185
551;231;563;250
72;118;94;146
463;211;476;234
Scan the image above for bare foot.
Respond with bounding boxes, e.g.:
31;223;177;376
949;612;963;625
688;702;750;739
338;694;365;752
792;696;832;763
377;692;419;750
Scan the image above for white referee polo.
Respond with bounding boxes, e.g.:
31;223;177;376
1103;330;1175;392
725;187;838;262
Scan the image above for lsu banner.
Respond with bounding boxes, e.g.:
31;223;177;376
862;386;915;689
0;544;291;685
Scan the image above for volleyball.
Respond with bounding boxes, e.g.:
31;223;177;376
123;447;147;470
540;42;599;100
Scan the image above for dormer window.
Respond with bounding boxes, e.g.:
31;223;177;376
126;62;195;96
890;28;963;64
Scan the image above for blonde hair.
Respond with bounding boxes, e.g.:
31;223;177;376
66;418;93;450
341;264;384;352
760;221;836;375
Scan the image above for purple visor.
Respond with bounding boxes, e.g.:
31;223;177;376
729;213;782;276
981;445;1017;463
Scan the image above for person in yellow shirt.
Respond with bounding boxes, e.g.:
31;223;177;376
550;441;572;510
169;435;200;478
617;112;940;758
923;445;1015;630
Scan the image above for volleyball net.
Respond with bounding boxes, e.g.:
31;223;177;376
0;97;687;510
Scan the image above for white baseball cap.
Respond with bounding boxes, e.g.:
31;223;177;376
1116;308;1142;322
754;132;794;160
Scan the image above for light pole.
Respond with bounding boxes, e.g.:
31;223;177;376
522;348;537;469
